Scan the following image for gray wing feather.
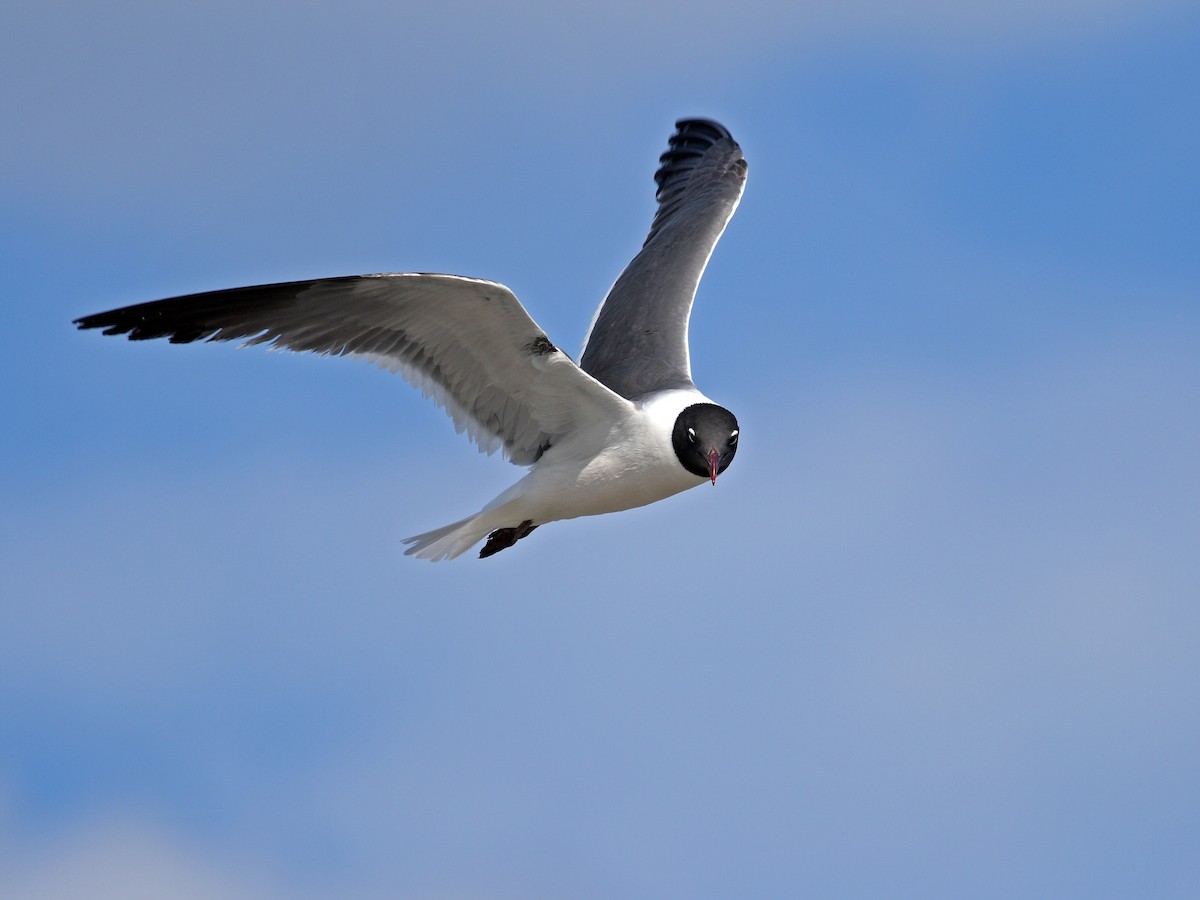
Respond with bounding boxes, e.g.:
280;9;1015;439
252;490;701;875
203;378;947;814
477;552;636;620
74;273;629;465
580;119;747;400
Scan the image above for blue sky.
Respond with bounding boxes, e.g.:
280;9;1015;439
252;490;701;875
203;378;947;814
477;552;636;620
2;1;1198;897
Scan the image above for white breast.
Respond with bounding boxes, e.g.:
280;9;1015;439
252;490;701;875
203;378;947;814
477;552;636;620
485;388;712;525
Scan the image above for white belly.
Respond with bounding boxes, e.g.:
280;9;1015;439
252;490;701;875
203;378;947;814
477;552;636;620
485;388;709;525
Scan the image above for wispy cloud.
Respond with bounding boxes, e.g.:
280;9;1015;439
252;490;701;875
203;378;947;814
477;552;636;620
0;815;281;900
1;0;1191;203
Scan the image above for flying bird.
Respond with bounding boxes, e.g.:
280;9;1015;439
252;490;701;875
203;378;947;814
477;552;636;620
74;118;747;560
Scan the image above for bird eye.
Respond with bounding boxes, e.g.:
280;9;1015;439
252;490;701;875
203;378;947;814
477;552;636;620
687;427;696;442
730;430;738;442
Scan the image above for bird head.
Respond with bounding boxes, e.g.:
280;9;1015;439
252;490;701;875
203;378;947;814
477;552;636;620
671;403;739;485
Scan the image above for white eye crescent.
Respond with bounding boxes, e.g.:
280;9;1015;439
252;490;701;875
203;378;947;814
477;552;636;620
687;427;697;442
730;430;739;442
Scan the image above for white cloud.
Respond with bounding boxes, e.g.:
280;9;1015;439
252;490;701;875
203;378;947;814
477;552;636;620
0;816;281;900
2;318;1197;897
0;0;1190;206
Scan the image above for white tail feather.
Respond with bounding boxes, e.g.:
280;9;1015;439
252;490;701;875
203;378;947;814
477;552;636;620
402;513;497;561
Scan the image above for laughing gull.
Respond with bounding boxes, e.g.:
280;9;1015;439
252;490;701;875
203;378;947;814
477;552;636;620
74;118;747;560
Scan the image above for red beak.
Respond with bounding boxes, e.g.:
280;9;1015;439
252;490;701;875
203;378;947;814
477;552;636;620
708;448;720;485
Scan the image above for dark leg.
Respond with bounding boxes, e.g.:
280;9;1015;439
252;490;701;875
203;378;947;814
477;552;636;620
479;519;539;558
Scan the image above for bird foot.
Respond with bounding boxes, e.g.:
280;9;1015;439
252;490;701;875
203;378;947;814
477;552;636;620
479;520;539;558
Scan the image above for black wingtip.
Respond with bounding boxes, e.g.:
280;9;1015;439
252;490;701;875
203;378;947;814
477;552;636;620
72;313;103;331
73;311;139;338
73;276;372;345
654;119;742;197
672;118;734;142
73;307;214;343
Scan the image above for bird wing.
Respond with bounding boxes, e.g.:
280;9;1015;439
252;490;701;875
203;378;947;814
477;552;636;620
579;118;747;400
75;273;632;465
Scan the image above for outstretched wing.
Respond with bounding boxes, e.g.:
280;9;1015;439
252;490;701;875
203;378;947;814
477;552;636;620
580;119;747;400
75;273;631;465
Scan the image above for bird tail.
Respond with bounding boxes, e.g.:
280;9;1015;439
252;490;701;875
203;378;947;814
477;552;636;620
404;478;536;561
402;514;493;561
